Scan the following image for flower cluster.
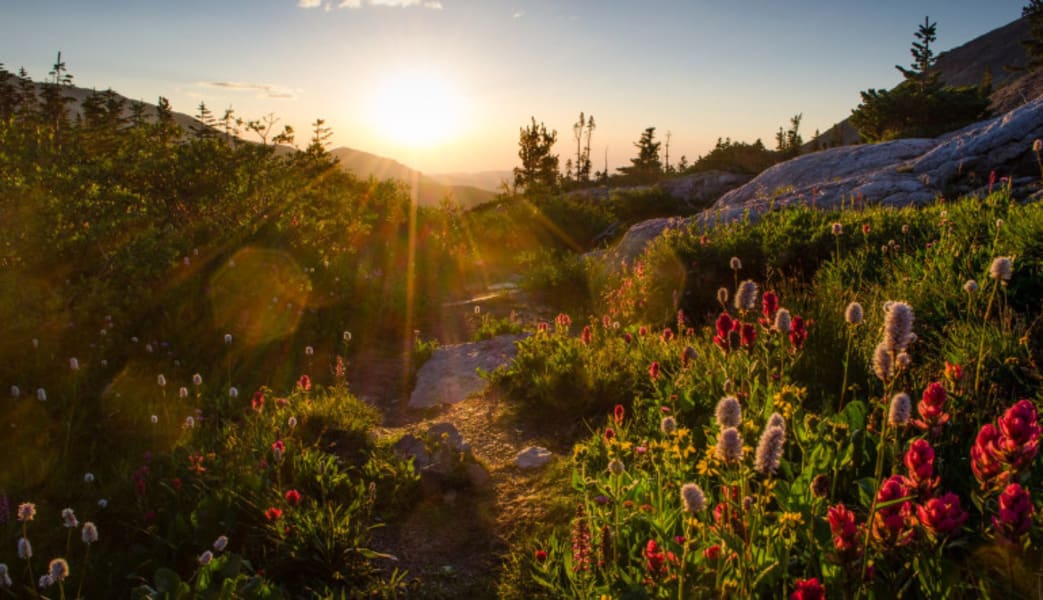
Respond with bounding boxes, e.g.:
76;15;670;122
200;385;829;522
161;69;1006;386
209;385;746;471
971;399;1040;490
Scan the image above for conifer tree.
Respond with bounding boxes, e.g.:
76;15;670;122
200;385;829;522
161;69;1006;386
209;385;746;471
1022;1;1043;70
514;117;559;195
617;126;662;183
895;17;939;93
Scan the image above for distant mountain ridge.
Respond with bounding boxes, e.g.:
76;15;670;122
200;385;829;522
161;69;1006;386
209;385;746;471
30;81;497;208
808;16;1036;150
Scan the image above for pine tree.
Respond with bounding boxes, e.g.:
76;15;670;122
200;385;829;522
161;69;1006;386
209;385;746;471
1022;1;1043;70
617;126;662;183
895;17;940;93
513;117;559;195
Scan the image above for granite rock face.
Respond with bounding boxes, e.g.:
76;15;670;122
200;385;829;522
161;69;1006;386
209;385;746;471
408;334;526;409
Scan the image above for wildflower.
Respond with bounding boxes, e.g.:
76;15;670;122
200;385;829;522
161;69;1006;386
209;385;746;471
534;549;547;562
199;550;214;565
17;502;35;522
0;563;10;587
251;391;265;412
715;396;742;428
69;357;79;371
188;452;206;473
735;280;758;311
917;492;967;538
97;499;107;509
296;374;311;391
264;507;283;521
729;256;742;271
755;425;785;475
571;504;591;572
287;416;298;428
681;345;698;368
716;427;743;463
768;412;786;432
272;440;285;461
660;327;674;342
896;351;911;370
61;508;78;528
717;287;728;306
9;386;18;398
644;539;676;579
773;308;792;334
703;544;721;561
36;388;46;401
845;302;863;325
285;489;302;506
913;382;950;431
607;458;625;476
740;322;757;347
638;325;649;336
680;482;707;513
871;475;915;548
157;374;166;387
555;313;572;330
48;558;69;582
179;386;189;398
888;393;911;426
791;578;826;600
788;315;807;349
660;416;677;435
1034;138;1042;153
882;301;914;352
192;373;203;386
810;474;830;499
613;404;625;425
580;325;592;345
84;472;95;483
831;222;843;235
762;291;779;321
963;279;979;294
38;574;53;589
229;386;239;399
872;342;892;382
343;330;352;342
81;522;98;544
18;537;31;559
184;416;196;429
713;312;734;350
862;223;871;235
903;439;939;497
995;399;1041;471
305;345;314;356
603;427;615;443
944;361;963;383
989;256;1013;282
993;483;1033;542
646;360;661;381
224;333;233;344
213;535;229;552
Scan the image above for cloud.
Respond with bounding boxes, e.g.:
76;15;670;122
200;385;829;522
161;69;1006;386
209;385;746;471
304;0;442;9
200;81;298;100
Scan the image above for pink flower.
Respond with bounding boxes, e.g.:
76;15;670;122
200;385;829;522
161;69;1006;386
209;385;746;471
296;375;311;391
788;315;807;349
613;404;625;426
916;492;967;538
913;382;949;432
284;489;302;506
871;475;915;548
903;439;939;498
791;578;826;600
580;325;592;345
993;483;1033;543
827;503;862;561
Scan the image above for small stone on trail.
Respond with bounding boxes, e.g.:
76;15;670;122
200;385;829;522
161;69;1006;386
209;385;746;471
515;446;552;469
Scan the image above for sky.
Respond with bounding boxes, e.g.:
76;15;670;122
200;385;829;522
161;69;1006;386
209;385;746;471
0;0;1028;175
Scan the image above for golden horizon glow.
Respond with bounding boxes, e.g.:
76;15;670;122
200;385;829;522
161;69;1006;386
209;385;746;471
367;70;466;148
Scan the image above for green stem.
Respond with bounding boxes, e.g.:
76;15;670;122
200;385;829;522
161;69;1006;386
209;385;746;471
859;380;894;582
76;544;89;600
973;280;1000;396
839;329;854;412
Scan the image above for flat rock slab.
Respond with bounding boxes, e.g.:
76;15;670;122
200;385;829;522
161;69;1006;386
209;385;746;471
408;334;526;409
514;446;553;469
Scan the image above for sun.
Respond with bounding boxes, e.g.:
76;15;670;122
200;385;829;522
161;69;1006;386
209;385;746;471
368;70;465;148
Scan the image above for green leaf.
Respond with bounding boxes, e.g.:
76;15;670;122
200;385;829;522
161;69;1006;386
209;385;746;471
154;568;181;594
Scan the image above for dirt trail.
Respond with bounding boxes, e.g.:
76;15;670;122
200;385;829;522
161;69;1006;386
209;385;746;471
345;289;573;598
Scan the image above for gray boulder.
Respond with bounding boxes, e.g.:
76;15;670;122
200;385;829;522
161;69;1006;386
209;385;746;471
514;446;553;469
408;334;526;408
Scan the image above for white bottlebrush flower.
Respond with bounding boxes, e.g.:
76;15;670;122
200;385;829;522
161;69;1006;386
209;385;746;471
69;357;79;371
607;458;625;476
31;338;39;349
184;416;196;429
963;279;979;293
36;388;47;402
735;280;758;311
61;508;78;528
84;472;95;483
38;574;52;589
81;522;98;544
888;393;911;426
213;535;229;552
305;345;314;356
680;483;707;513
224;333;233;345
287;416;298;429
145;343;153;353
845;302;863;325
0;562;10;587
342;331;352;342
715;396;742;429
97;499;108;509
151;415;159;424
9;386;19;398
716;427;743;463
17;537;31;560
229;387;239;399
773;308;792;334
729;256;742;271
179;386;189;399
17;503;35;522
157;374;166;387
989;256;1013;282
199;550;214;565
192;373;203;386
47;558;69;582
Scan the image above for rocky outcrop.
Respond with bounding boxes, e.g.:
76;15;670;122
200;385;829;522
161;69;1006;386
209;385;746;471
599;95;1043;267
571;171;751;207
408;334;526;409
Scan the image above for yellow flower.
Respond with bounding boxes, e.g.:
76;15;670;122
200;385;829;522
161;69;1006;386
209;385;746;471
778;512;804;527
772;385;806;420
